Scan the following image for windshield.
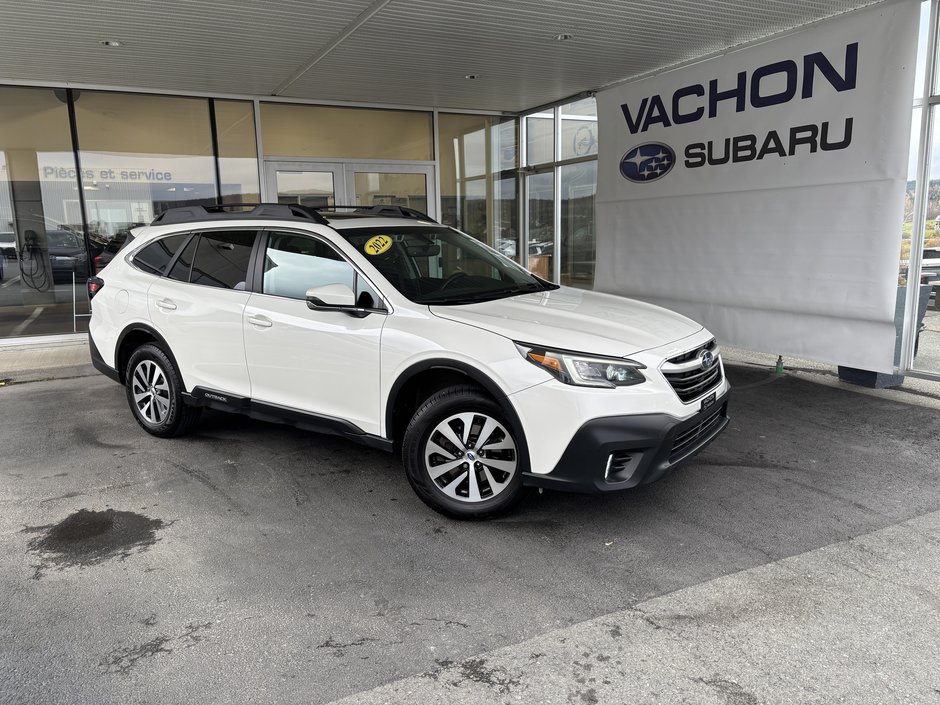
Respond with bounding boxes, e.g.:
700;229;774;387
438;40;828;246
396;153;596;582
340;225;558;305
46;231;81;248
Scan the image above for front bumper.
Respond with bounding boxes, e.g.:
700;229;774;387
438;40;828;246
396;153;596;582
522;389;730;493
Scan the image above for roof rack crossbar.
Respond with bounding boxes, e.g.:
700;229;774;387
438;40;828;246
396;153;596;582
151;203;330;226
313;205;437;223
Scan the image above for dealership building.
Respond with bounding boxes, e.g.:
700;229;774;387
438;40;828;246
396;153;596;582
1;0;938;382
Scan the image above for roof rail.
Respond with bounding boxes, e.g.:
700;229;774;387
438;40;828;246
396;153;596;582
314;205;437;223
150;203;330;226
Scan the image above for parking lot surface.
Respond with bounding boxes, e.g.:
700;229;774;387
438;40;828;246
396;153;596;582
1;364;939;703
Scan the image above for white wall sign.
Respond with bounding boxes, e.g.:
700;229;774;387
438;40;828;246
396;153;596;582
595;1;919;372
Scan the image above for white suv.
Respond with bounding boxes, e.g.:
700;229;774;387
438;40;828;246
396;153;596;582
88;204;729;519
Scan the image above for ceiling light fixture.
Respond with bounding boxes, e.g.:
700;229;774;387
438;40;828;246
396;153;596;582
554;33;573;41
99;40;123;47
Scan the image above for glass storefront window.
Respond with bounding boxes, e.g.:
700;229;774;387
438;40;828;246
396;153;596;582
495;176;519;262
214;100;260;204
526;112;554;165
439;114;487;239
439;114;520;257
260;103;433;161
901;1;940;375
527;171;554;280
560;161;596;288
74;91;217;247
0;86;89;337
560;97;598;161
494;119;518;173
905;107;940;372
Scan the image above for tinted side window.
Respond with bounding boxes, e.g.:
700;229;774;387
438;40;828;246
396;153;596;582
189;230;256;289
133;234;188;275
263;232;355;300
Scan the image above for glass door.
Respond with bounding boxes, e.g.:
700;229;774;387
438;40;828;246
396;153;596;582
344;163;436;220
264;161;345;208
264;161;436;220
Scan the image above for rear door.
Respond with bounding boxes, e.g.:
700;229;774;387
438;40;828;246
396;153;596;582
147;228;258;397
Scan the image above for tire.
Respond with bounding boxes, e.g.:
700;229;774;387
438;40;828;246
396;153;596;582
125;343;201;438
402;385;525;520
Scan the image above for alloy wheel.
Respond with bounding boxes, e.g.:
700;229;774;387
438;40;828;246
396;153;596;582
424;412;517;503
131;359;171;425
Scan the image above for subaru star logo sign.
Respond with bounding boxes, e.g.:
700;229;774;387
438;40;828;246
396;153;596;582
700;349;715;371
620;142;676;183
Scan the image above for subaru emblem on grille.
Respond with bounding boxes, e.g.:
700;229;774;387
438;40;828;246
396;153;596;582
700;350;715;370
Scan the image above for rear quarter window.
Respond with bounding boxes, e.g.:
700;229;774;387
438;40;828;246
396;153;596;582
132;234;189;275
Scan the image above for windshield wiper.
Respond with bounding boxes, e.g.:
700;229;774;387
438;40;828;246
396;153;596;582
420;293;505;305
491;281;558;297
421;281;558;305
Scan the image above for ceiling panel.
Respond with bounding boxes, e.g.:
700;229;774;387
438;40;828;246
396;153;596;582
0;0;376;96
0;0;884;112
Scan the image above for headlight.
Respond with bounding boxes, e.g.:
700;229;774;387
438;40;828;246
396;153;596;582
516;343;646;388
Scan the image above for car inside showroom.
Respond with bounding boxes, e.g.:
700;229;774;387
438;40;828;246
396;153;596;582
1;1;940;703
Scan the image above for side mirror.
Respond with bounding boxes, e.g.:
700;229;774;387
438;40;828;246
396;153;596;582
305;283;356;308
305;284;387;317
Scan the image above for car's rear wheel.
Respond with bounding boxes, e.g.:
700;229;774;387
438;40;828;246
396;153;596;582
402;385;525;519
125;343;201;438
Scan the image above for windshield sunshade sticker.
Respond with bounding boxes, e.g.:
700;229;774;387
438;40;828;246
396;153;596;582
364;235;393;256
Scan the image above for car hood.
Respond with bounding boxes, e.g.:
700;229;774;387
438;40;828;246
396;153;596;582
429;286;703;357
47;246;83;257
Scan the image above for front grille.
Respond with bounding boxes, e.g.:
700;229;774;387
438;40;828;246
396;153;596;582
662;339;723;402
670;405;726;462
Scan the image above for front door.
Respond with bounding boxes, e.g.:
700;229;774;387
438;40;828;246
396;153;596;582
242;228;387;436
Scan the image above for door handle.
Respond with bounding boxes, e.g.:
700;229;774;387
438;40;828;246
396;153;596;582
247;315;273;328
155;299;177;311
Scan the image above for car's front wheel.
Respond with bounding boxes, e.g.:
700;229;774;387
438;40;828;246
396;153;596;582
402;385;525;519
125;343;201;438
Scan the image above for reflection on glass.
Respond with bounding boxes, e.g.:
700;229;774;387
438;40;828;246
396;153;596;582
560;162;596;288
0;86;90;336
353;172;428;215
527;172;554;280
261;103;433;160
215;100;260;204
906;107;940;372
526;112;554;165
275;171;335;208
439;114;488;240
75;91;217;248
438;114;519;251
560;97;598;161
494;177;520;263
494;119;518;172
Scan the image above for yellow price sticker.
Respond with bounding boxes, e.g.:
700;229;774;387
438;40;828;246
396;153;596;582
364;235;393;256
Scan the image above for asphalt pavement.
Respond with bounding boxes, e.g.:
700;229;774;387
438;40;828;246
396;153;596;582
1;359;940;704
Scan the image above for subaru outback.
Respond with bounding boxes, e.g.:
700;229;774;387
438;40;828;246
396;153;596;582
87;204;729;519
